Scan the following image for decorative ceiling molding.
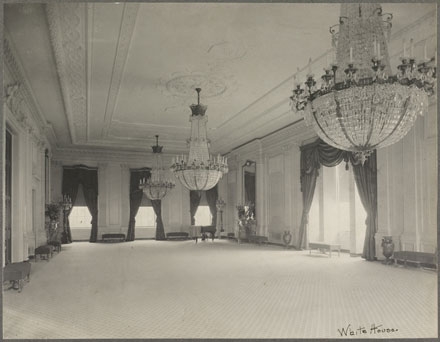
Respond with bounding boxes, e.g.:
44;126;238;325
3;36;49;149
165;73;227;98
79;138;189;154
157;65;239;112
46;2;87;144
101;3;140;139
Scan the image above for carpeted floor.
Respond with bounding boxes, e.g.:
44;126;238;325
2;240;437;339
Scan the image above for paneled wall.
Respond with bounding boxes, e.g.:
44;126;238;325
226;122;314;246
50;153;193;240
3;98;49;264
227;100;437;257
376;101;437;257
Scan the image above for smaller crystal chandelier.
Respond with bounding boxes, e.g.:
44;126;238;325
171;88;228;191
139;135;175;200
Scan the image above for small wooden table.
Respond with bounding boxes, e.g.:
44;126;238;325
309;242;341;257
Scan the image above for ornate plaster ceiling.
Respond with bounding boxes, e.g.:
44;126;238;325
3;2;435;156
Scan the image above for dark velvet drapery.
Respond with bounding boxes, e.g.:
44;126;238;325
62;165;99;243
127;168;151;241
190;191;202;225
352;152;377;260
151;200;165;240
298;139;377;260
205;186;218;226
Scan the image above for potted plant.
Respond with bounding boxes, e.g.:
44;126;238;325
236;203;256;241
45;202;62;242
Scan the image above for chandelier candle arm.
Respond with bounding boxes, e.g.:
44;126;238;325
290;3;436;163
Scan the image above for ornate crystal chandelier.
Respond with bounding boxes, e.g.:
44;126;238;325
290;3;436;163
171;88;228;191
139;135;175;200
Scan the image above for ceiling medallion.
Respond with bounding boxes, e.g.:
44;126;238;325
165;73;227;98
290;3;436;164
171;88;228;191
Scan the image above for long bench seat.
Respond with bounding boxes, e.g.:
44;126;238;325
166;232;189;240
102;234;126;242
393;251;437;269
248;235;269;245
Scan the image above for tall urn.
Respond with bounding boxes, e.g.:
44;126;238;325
381;236;395;264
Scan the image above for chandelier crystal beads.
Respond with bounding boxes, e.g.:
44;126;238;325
139;135;175;200
171;88;228;191
290;3;436;163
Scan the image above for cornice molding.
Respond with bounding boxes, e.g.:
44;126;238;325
51;146;168;165
4;82;47;150
46;2;87;144
101;3;140;139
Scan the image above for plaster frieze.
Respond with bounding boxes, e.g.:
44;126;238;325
52;147;156;164
4;38;48;141
46;3;87;144
5;82;43;146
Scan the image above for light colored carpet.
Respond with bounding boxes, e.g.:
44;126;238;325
3;240;437;339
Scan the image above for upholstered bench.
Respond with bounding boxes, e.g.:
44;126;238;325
3;261;31;292
35;245;54;261
102;233;126;242
393;251;437;269
166;232;189;240
249;235;269;245
48;241;62;253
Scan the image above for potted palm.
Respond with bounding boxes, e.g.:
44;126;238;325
236;203;256;242
45;202;62;242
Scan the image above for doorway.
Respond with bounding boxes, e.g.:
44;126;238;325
5;129;12;264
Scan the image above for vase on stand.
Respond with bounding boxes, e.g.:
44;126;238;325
381;236;395;265
48;220;58;242
283;230;292;249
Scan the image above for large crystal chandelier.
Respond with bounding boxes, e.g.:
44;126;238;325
290;3;436;163
171;88;228;191
139;135;175;200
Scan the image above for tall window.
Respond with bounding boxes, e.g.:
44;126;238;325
69;184;92;241
308;163;366;253
194;206;212;226
69;207;92;228
136;206;156;227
